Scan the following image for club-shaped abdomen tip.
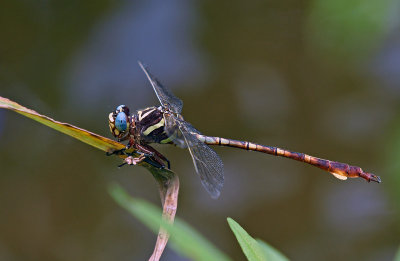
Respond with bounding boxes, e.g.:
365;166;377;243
369;173;381;183
363;172;381;183
358;170;381;183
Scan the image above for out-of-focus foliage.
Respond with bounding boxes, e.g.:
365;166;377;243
394;245;400;261
110;184;290;261
228;218;289;261
228;217;268;261
109;183;231;261
306;0;398;64
257;239;289;261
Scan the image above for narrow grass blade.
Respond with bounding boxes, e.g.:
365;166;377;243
256;239;289;261
227;218;267;261
394;245;400;261
0;96;124;153
109;183;231;261
227;218;289;261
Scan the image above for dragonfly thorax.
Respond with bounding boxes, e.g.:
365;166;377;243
135;106;172;144
109;105;172;145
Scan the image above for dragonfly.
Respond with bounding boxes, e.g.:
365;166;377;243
108;61;381;198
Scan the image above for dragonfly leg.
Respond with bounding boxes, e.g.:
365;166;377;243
120;154;147;167
143;157;165;169
137;144;171;169
119;151;164;169
106;139;138;156
155;150;170;169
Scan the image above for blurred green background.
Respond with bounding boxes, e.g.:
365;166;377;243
0;0;399;260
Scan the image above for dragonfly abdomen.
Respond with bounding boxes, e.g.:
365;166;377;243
196;134;381;183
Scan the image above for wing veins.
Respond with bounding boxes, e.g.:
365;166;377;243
177;121;224;198
138;61;183;114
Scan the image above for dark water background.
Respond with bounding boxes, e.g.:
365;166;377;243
0;1;399;260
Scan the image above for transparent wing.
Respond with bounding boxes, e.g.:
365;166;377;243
163;113;187;148
138;61;183;114
164;114;224;198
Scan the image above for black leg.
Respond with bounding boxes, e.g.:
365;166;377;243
136;144;171;170
144;157;165;169
165;158;171;169
118;162;127;168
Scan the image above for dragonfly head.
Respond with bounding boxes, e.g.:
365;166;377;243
108;105;131;140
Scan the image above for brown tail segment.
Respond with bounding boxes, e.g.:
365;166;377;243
198;135;381;183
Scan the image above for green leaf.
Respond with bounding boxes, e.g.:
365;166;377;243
394;245;400;261
227;217;267;261
0;96;167;171
109;183;231;261
256;239;289;261
0;96;124;152
228;218;289;261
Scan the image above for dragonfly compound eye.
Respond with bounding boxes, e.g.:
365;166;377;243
109;106;130;138
115;111;129;132
116;105;130;116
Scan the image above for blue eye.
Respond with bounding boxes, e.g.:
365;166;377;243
115;112;128;132
116;105;125;112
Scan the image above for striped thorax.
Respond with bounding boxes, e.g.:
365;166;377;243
135;106;172;144
108;105;172;145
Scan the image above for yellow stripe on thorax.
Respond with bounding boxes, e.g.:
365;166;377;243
143;118;165;136
138;107;156;121
160;137;172;144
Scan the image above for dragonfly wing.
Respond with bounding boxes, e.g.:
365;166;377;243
138;61;183;114
177;120;224;198
163;113;187;148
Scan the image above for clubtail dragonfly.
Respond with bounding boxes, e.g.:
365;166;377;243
108;62;381;198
